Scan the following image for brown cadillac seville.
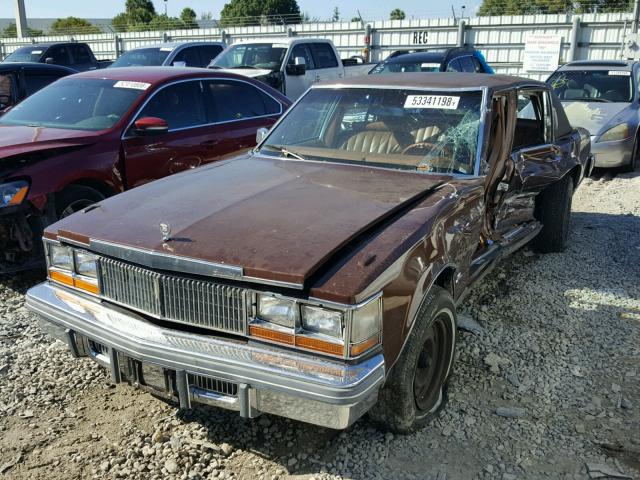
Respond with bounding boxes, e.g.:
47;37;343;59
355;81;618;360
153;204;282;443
26;73;592;432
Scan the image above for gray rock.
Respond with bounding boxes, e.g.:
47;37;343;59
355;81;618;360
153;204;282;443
495;407;527;418
165;459;179;474
457;314;485;335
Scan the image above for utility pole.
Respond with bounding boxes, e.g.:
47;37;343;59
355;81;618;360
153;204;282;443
633;0;640;33
14;0;28;38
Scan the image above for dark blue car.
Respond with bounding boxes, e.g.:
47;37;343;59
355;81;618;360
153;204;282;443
369;47;494;75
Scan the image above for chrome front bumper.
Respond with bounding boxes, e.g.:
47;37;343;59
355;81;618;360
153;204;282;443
26;282;385;429
590;136;634;168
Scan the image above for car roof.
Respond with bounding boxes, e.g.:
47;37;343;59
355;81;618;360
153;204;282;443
384;52;447;64
319;72;544;91
126;41;226;51
233;37;325;46
67;66;257;84
558;60;636;70
14;42;85;48
0;62;76;73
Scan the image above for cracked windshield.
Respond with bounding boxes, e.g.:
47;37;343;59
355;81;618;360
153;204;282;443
260;88;483;174
548;70;633;102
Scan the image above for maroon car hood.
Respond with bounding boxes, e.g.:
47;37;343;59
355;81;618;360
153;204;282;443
50;156;447;287
0;125;103;159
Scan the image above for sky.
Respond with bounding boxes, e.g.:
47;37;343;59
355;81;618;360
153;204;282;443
0;0;474;22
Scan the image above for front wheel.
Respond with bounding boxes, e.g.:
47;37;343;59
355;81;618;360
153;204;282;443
55;185;105;219
621;136;639;173
369;286;456;433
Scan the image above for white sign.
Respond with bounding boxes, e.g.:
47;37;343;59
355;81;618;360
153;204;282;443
523;34;562;73
404;95;460;110
114;81;151;90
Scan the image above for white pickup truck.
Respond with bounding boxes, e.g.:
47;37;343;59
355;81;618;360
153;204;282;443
208;38;371;99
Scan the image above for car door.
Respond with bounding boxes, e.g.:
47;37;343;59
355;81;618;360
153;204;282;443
196;45;225;67
122;80;214;188
69;44;95;71
201;78;283;155
171;46;200;67
310;42;342;83
44;45;72;68
492;89;565;234
284;43;315;99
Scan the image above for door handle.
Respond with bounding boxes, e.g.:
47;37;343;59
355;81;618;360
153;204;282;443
315;75;321;82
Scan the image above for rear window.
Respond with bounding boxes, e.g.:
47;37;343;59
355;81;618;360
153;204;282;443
548;70;633;102
111;48;172;67
370;61;441;74
4;46;45;63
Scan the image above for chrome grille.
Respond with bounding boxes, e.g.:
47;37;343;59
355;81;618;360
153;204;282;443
98;258;248;334
188;373;237;397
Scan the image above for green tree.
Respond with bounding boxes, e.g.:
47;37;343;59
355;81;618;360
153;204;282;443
220;0;301;26
332;6;340;21
477;0;630;15
390;8;406;20
2;22;44;37
147;14;185;30
111;0;157;31
351;16;361;22
200;11;214;20
180;7;198;27
50;17;101;35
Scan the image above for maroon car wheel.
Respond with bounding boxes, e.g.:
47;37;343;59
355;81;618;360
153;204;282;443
56;186;105;219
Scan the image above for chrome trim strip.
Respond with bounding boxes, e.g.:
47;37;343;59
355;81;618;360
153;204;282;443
89;239;244;280
121;76;284;140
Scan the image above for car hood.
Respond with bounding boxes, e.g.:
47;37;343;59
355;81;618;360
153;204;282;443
49;155;448;288
0;125;103;161
213;68;274;78
561;101;633;137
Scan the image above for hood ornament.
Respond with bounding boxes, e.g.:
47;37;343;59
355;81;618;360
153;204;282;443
159;222;172;242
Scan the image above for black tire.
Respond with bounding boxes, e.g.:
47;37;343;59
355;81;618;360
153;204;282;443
368;286;456;434
531;175;573;253
55;185;104;219
621;136;639;173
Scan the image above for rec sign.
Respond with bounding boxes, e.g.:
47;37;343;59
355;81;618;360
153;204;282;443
412;31;429;45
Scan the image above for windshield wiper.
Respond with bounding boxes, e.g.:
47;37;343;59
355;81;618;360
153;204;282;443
262;144;307;161
230;65;258;69
208;65;222;69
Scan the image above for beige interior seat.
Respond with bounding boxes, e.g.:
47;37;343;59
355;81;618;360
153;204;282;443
341;122;401;155
411;125;441;144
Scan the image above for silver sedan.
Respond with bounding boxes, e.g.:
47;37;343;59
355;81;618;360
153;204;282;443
547;60;639;172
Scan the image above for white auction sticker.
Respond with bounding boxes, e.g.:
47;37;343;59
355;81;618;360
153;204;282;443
420;63;440;69
404;95;460;109
31;50;43;54
114;80;151;90
160;47;174;52
608;70;631;76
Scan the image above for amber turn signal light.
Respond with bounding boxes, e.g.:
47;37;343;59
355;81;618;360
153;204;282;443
350;335;379;357
250;324;345;356
249;324;295;345
49;269;99;295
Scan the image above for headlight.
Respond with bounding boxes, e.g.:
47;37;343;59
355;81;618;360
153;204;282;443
0;180;29;208
257;294;297;328
74;250;98;278
598;123;631;142
301;305;343;338
49;244;73;270
351;297;382;343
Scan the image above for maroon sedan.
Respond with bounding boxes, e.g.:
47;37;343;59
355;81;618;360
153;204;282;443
0;67;290;271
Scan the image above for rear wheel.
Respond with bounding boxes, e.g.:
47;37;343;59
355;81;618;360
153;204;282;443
55;186;104;219
531;175;573;253
369;286;456;433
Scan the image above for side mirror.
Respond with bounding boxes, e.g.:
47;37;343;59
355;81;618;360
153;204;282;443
256;127;269;144
44;57;55;64
172;61;187;67
286;56;306;76
133;117;169;136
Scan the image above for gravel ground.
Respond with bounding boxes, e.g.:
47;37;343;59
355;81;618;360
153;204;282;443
1;171;639;480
